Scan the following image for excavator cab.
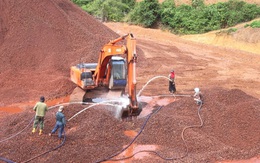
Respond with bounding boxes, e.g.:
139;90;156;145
109;56;127;90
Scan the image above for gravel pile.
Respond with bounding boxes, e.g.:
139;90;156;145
0;0;118;106
0;0;259;162
1;88;259;162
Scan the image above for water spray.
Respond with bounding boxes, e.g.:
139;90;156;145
67;98;130;122
137;76;171;97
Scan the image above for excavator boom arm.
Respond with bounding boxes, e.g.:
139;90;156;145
94;33;139;113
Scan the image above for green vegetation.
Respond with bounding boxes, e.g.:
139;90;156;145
78;0;134;22
245;20;260;28
216;28;238;35
72;0;260;34
128;0;160;27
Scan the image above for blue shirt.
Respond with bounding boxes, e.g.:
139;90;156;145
56;112;66;125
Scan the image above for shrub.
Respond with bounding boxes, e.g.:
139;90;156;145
128;0;160;28
249;20;260;28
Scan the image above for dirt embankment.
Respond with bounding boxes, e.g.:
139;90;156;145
0;0;118;106
182;18;260;55
0;0;260;163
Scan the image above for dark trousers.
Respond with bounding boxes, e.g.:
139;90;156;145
51;122;65;138
33;116;45;129
169;81;176;93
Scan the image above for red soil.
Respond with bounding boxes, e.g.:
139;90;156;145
0;0;260;163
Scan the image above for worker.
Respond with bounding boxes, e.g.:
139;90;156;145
168;70;176;94
32;96;48;135
114;72;121;79
193;88;203;105
49;106;66;139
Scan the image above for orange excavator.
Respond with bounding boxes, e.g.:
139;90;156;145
70;33;142;118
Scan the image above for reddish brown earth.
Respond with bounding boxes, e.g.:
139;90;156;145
0;0;260;163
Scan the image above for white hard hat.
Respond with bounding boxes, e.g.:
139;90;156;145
194;88;200;93
58;106;64;112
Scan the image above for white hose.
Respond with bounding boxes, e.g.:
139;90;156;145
137;76;172;97
67;100;123;122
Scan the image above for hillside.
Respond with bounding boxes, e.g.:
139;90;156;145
182;18;260;54
0;0;118;106
0;0;260;163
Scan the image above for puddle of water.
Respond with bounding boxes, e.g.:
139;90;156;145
0;106;23;113
106;130;158;162
124;130;137;138
156;97;176;106
46;95;70;106
0;96;70;116
138;95;176;118
121;144;157;160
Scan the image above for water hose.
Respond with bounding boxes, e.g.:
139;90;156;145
0;102;94;143
96;103;204;162
95;105;164;163
0;157;15;163
0;117;34;143
21;130;66;163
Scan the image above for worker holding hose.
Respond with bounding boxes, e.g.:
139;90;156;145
168;70;176;94
32;96;48;135
49;106;66;139
193;88;203;105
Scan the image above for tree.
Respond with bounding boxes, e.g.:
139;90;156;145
128;0;160;28
72;0;93;6
160;0;176;26
192;0;204;8
83;0;130;22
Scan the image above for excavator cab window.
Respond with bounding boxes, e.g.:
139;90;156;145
113;63;125;80
109;57;127;89
81;72;92;80
112;57;126;79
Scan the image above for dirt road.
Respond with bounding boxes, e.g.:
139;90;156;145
104;22;260;99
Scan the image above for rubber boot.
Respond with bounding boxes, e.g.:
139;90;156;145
32;128;36;133
39;129;43;135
